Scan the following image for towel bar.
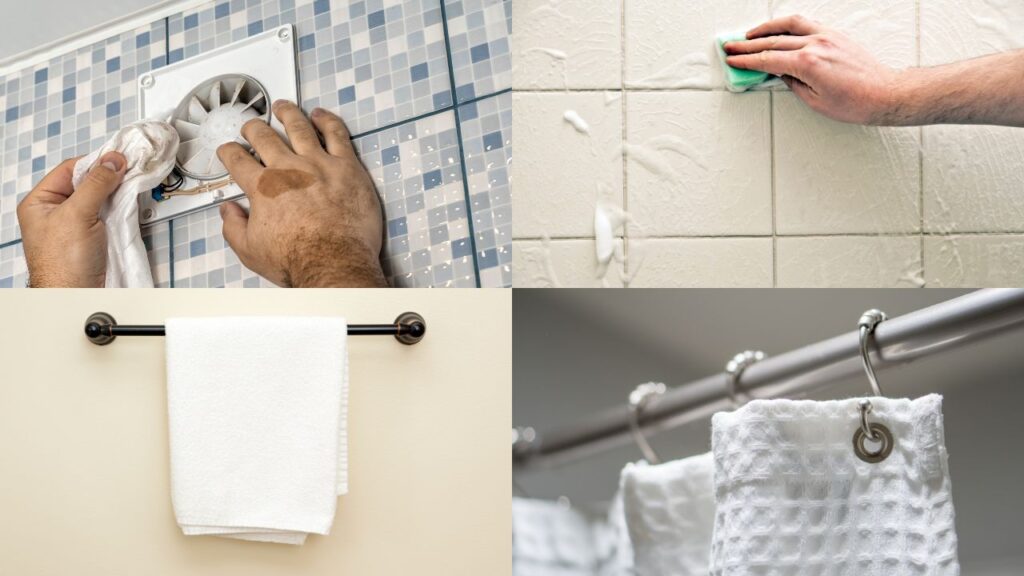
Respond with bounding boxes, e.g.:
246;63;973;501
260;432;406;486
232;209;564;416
83;312;427;346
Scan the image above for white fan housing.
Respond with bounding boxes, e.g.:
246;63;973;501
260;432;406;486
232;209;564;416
173;74;269;181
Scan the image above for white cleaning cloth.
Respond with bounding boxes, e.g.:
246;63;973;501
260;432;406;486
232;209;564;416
710;394;959;575
72;121;179;288
621;453;715;576
165;317;349;545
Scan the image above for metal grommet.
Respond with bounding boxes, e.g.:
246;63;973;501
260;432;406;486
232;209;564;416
853;422;894;463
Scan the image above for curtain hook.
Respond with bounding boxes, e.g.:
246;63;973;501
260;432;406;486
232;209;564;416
854;309;895;464
725;350;766;408
628;382;666;464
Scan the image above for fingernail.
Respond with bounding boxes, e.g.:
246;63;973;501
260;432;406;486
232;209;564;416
311;107;324;117
101;161;117;171
273;99;287;109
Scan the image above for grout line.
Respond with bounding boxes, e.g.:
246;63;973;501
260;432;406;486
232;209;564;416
770;90;777;288
439;0;482;287
164;15;175;289
620;0;628;284
168;220;175;288
916;0;926;283
350;88;511;140
0;238;21;250
515;231;1024;241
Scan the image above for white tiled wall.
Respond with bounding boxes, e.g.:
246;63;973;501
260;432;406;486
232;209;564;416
513;0;1024;287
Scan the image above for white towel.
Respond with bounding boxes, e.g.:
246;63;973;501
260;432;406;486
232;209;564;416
594;488;634;576
621;453;715;576
72;121;179;288
165;317;349;545
709;394;959;575
513;498;599;576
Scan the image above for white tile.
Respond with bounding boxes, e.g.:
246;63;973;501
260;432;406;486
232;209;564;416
776;236;922;287
514;239;625;287
924;235;1024;287
512;0;621;89
923;125;1024;233
774;92;921;234
512;91;623;239
921;0;1024;65
628;238;773;287
626;91;772;236
771;0;916;69
624;0;769;89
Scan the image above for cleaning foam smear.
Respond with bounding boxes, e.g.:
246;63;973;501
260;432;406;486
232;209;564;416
716;31;773;93
563;110;590;135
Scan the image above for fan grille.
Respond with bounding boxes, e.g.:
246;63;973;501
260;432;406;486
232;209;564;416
172;74;270;181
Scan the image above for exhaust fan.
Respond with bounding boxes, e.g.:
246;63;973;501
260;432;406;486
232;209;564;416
137;25;299;225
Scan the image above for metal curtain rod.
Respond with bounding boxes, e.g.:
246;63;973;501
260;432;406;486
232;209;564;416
513;288;1024;470
83;312;427;346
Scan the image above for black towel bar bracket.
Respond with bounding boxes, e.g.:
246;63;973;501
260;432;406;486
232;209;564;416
83;312;427;346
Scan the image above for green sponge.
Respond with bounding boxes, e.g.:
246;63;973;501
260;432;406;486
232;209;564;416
716;31;770;92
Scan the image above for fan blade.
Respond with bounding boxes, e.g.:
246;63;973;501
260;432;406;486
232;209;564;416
173;118;202;141
240;92;265;114
209;81;221;110
188;95;208;122
229;78;245;106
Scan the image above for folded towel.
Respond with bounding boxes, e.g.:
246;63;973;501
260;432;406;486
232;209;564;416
593;488;633;576
709;394;959;575
621;453;715;576
513;498;599;576
72;121;179;288
165;317;349;545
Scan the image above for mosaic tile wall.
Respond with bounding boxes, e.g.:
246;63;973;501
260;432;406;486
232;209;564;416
0;0;511;288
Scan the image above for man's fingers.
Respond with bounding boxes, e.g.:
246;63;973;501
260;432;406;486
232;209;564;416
241;118;293;166
747;14;822;39
726;50;800;78
219;201;251;258
310;107;357;159
217;142;264;193
272;100;326;157
724;35;810;55
66;152;126;218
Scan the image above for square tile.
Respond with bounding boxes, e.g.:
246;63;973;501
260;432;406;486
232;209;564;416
625;0;769;89
169;205;275;288
771;0;916;69
460;92;512;287
626;91;772;236
0;19;167;244
921;0;1024;65
776;236;922;287
774;92;920;234
628;237;773;287
924;235;1024;287
514;238;624;287
512;0;621;89
444;0;512;102
143;222;172;288
512;91;622;238
0;241;27;288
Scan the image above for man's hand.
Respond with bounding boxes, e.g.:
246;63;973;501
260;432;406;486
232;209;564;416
724;15;899;124
217;101;387;288
17;153;126;287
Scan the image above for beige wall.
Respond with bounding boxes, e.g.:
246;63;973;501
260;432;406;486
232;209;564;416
0;289;511;576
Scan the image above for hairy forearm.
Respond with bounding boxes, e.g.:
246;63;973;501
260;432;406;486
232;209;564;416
879;49;1024;127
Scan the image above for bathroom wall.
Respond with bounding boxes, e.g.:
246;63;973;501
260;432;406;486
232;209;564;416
0;0;512;288
0;288;511;574
512;0;1024;287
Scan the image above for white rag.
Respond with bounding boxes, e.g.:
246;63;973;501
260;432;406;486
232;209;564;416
165;317;350;545
621;453;715;576
709;394;960;575
72;121;179;288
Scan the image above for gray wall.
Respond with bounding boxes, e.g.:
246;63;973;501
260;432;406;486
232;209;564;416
514;289;1024;571
0;0;165;59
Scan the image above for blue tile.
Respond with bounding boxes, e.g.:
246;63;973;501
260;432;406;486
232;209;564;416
247;21;264;36
382;145;401;163
482;131;503;151
478;248;498;269
368;9;385;28
106;101;121;118
243;276;260;287
388;217;408;238
62;86;76;103
136;32;150;48
0;278;11;289
47;121;60;137
452;238;472;258
314;0;330;15
169;48;184;64
184;13;199;30
32;156;45;173
106;57;120;73
338;86;356;104
422;169;442;190
5;107;17;122
215;2;230;18
34;68;48;84
189;238;206;257
460;101;478;121
410;63;428;82
470;43;490;63
455;84;475;102
299;34;315;51
433;91;453;109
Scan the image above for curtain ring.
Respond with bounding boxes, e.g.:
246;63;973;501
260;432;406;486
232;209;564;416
725;350;766;408
858;309;887;397
854;309;895;463
627;382;666;464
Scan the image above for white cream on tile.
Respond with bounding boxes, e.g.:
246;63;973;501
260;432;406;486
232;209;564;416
563;110;591;135
513;0;621;89
629;238;774;287
776;236;923;287
515;238;626;287
925;235;1024;287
